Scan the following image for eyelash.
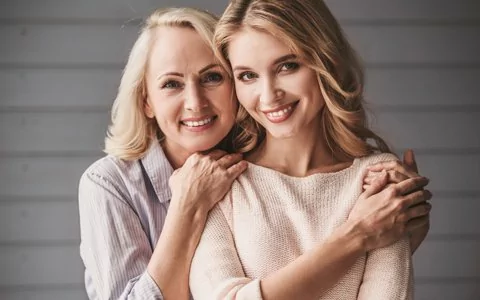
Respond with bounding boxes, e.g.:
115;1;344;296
161;72;224;89
237;61;300;82
201;72;224;84
161;80;183;89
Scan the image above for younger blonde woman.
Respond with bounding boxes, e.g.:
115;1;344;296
189;1;431;299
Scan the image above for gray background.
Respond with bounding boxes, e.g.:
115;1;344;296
0;0;479;299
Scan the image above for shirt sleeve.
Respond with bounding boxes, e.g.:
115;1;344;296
357;237;414;300
79;170;164;300
189;199;263;300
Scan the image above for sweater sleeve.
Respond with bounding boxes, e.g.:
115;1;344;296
356;230;414;299
189;196;263;300
79;169;164;300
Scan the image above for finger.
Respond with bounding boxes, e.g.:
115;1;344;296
398;202;431;223
395;176;430;195
403;149;419;173
387;170;409;184
360;170;388;198
205;149;228;160
402;189;433;207
217;153;243;168
367;160;418;179
226;160;248;178
406;215;430;232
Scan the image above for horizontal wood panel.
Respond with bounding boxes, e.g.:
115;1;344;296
370;111;480;150
1;111;478;152
0;201;80;242
0;154;477;198
344;25;480;65
0;240;476;286
1;25;479;65
2;68;479;109
0;69;119;108
1;0;479;21
0;112;109;153
0;0;227;20
413;240;480;278
0;289;87;300
0;245;84;286
0;196;476;243
365;69;480;107
415;282;480;300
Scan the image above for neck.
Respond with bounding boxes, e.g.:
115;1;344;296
248;116;350;177
161;140;192;170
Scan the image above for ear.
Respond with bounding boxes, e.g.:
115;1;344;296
144;98;155;118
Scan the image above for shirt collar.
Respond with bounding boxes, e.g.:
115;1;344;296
140;140;174;203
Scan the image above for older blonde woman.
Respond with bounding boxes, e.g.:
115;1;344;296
79;6;430;300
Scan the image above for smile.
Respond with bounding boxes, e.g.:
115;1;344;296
262;102;298;123
180;116;217;132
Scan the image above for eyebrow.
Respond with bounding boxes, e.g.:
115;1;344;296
233;54;297;72
156;63;221;81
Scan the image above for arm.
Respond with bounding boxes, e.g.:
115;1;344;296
79;171;164;300
79;151;247;300
364;149;431;253
189;196;368;300
190;174;430;300
357;238;413;300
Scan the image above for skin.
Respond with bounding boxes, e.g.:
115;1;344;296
228;28;431;299
123;24;429;299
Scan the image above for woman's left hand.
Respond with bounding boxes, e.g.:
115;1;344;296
362;149;431;254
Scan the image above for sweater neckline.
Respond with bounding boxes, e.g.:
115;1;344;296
246;158;359;181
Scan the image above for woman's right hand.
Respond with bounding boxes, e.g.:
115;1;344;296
168;150;248;218
348;172;432;252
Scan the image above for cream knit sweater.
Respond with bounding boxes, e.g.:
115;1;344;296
190;153;413;300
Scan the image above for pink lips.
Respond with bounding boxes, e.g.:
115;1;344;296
180;116;216;132
262;102;297;123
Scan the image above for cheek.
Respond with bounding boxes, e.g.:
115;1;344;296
235;84;256;110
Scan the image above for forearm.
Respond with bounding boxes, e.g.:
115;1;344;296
260;221;366;300
147;205;207;300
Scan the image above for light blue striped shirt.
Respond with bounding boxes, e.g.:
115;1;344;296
78;141;173;299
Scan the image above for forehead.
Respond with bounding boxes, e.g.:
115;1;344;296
148;26;215;73
228;28;291;67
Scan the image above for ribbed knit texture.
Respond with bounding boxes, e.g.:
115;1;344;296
190;153;413;300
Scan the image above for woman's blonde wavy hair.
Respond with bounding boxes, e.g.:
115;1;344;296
104;7;220;160
214;0;391;159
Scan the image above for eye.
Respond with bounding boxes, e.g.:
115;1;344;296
201;72;224;85
161;80;183;89
237;71;258;82
279;62;299;72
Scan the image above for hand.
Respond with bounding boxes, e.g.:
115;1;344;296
362;150;431;253
168;150;248;218
349;170;432;252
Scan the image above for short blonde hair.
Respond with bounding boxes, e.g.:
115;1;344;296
215;0;390;158
105;8;219;160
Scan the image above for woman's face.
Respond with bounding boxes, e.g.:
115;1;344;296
228;28;324;140
145;26;236;155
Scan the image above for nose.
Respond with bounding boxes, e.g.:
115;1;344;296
259;77;284;105
184;82;209;112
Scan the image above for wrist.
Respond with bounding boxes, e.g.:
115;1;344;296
334;220;368;256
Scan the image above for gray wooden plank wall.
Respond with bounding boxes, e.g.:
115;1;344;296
0;0;479;299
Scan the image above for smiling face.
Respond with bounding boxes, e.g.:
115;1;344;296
228;28;324;140
144;26;236;156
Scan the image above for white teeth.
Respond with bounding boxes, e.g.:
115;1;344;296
266;105;293;118
183;117;213;127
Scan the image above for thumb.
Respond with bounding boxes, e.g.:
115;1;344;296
403;149;419;173
362;170;387;198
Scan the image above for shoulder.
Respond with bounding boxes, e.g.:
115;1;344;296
356;152;399;168
78;155;138;202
